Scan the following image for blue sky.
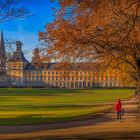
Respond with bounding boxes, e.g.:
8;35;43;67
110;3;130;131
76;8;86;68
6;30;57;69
0;0;58;61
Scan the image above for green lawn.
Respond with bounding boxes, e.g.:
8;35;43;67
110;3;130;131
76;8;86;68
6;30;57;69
0;88;135;125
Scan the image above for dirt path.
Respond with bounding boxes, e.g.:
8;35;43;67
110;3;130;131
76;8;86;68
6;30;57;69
0;98;139;140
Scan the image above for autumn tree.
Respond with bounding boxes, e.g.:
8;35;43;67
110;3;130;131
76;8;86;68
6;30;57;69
40;0;140;80
40;0;140;116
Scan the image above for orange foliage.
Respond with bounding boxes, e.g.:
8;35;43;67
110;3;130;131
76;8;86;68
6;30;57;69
40;0;140;84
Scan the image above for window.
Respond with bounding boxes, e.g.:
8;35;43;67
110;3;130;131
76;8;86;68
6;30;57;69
14;76;16;81
56;82;58;87
28;76;30;81
24;77;26;80
64;82;66;87
72;77;74;80
60;82;62;86
40;76;42;80
106;76;108;80
101;76;104;80
14;70;16;74
84;76;86;80
32;76;34;81
110;83;112;87
44;76;46;80
36;76;38;81
48;76;50;80
14;64;16;69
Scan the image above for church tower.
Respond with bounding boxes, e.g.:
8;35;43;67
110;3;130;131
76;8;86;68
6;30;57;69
8;41;29;87
0;31;6;74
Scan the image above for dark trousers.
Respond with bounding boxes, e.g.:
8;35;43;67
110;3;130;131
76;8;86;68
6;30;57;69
117;111;122;121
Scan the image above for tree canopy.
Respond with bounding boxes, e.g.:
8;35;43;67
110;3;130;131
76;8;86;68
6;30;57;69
40;0;140;84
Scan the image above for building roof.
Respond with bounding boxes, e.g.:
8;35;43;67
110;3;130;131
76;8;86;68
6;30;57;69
23;62;100;71
24;63;55;70
9;51;29;62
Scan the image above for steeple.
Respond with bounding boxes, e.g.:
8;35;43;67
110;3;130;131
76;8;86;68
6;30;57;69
0;30;6;74
0;30;5;53
0;31;4;45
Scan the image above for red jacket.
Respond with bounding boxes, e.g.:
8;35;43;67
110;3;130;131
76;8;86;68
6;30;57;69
115;101;122;112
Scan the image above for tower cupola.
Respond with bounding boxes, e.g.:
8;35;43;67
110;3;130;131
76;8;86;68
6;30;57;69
16;41;22;52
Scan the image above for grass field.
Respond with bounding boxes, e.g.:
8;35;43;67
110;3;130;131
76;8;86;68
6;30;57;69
0;88;135;125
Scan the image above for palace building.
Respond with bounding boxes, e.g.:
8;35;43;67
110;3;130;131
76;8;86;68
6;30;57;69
0;31;134;88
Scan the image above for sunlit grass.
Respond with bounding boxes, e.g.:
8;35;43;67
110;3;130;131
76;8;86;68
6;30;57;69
0;88;134;125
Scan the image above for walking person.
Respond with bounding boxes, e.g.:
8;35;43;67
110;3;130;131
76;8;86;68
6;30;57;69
115;99;122;122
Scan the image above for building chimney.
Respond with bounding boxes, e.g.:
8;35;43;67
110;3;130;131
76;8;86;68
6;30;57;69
16;41;22;52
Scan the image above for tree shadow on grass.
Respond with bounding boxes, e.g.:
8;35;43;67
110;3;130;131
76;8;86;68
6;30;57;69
0;113;114;134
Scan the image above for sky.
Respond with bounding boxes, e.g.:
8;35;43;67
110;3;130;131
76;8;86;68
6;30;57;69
0;0;59;61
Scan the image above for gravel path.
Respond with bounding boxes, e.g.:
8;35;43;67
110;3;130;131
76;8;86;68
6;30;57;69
0;97;139;140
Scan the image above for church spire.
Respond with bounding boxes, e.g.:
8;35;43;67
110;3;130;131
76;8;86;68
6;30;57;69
0;31;4;45
0;30;6;74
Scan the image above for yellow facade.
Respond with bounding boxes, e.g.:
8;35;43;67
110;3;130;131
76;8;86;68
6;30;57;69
7;43;134;88
7;62;125;88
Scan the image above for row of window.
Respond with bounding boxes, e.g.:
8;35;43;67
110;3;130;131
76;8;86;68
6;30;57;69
25;71;93;75
11;70;117;77
27;82;118;88
10;64;22;69
11;76;118;81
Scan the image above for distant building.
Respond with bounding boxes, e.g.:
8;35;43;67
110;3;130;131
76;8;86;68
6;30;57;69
0;31;135;88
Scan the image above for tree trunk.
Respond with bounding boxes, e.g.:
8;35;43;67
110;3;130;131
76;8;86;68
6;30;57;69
137;73;140;121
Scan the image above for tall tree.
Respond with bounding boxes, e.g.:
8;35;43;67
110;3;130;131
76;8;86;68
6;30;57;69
39;0;140;83
40;0;140;117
